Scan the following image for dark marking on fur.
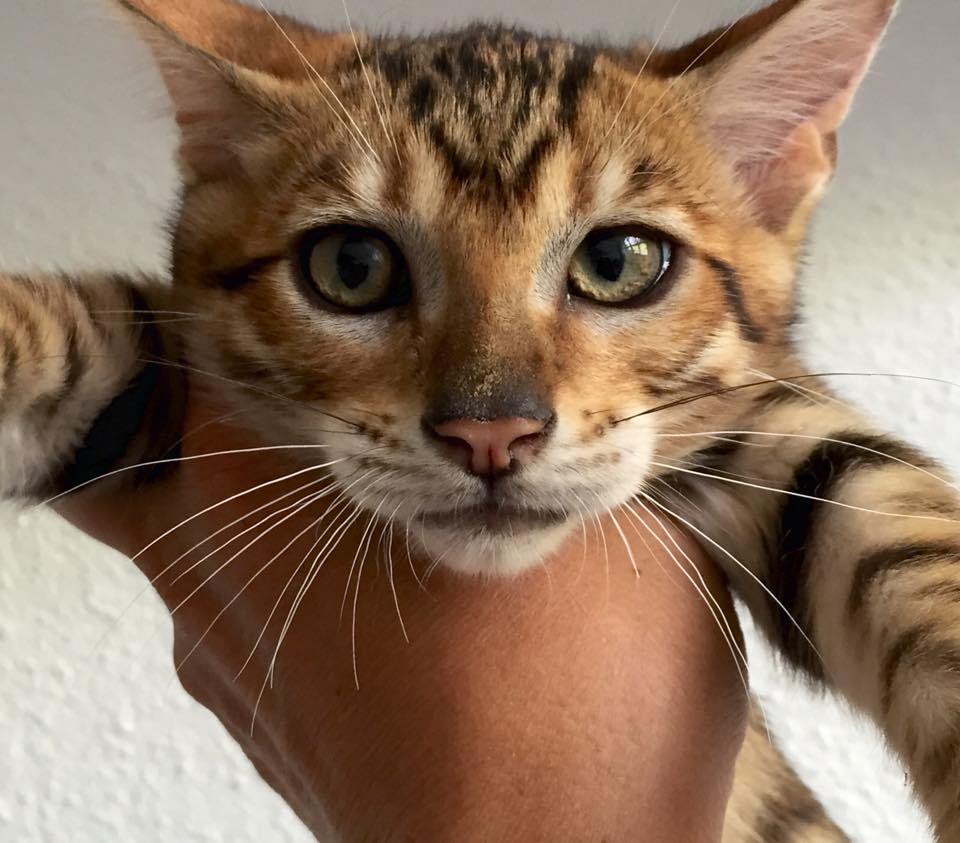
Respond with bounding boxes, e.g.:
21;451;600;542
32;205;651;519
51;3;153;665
4;289;42;362
643;348;722;395
556;45;596;129
55;360;157;492
55;290;186;494
428;122;482;185
0;331;19;395
882;626;960;714
431;49;454;79
754;782;830;843
628;159;661;194
214;256;283;291
511;44;552;131
882;625;931;715
921;727;960;792
377;45;414;87
35;324;85;420
374;27;596;201
704;255;765;342
63;326;84;394
753;383;805;409
688;434;747;469
511;132;557;198
915;579;960;603
772;433;928;678
408;75;437;126
455;37;497;87
848;542;960;619
427;121;555;200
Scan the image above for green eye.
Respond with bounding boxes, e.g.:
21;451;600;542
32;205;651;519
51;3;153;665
298;226;410;312
569;228;672;304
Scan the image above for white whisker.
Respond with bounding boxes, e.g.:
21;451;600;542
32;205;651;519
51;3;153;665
601;0;681;142
43;443;344;505
167;485;331;621
255;0;381;164
263;469;390;690
649;461;960;525
138;355;365;431
404;504;427;591
93;473;342;656
616;19;740;155
339;494;389;625
251;497;370;733
623;500;752;704
747;367;837;408
126;458;355;567
341;0;401;164
235;494;357;681
601;496;640;578
383;503;409;643
168;478;339;587
154;475;338;586
174;496;342;674
351;501;391;689
657;430;959;494
637;489;823;667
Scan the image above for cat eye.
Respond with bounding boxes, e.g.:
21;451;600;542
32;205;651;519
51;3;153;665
296;226;410;312
569;228;673;305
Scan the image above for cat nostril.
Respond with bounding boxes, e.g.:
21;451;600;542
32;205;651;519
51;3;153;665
429;417;550;477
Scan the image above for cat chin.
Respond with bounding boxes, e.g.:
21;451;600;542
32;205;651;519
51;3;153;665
415;521;574;578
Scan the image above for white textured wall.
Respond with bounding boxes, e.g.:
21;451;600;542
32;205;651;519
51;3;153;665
1;1;958;840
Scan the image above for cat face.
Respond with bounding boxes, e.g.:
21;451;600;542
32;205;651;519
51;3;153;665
123;0;893;575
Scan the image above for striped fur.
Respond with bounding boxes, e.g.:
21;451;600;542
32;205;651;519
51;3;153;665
9;0;956;839
0;273;182;499
656;383;960;838
724;706;848;842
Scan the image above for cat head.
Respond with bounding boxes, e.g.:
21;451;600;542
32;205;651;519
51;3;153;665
116;0;896;575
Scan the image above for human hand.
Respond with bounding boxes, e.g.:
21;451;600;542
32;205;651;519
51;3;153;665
56;393;748;842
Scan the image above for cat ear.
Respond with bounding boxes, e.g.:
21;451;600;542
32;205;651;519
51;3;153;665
112;0;305;183
114;0;334;78
661;0;897;229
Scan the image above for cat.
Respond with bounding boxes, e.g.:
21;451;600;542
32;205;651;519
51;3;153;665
3;0;953;839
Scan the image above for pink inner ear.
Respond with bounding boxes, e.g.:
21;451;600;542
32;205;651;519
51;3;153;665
704;0;894;168
163;62;250;180
132;20;263;181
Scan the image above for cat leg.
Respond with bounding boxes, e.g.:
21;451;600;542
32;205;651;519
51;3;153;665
659;383;960;839
0;272;180;500
724;702;849;843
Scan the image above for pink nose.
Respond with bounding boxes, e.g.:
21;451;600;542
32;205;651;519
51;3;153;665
431;417;548;477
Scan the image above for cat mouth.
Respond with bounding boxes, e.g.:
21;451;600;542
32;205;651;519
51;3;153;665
419;503;569;534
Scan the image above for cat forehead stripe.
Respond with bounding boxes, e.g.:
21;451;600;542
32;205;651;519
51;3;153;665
370;27;598;199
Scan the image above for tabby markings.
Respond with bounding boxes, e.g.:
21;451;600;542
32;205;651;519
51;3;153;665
772;433;932;679
848;541;960;618
214;255;284;291
705;255;765;343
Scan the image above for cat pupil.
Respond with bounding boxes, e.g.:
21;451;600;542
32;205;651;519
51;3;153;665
589;237;626;283
337;239;377;290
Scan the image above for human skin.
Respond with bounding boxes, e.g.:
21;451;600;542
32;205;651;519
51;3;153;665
56;393;748;842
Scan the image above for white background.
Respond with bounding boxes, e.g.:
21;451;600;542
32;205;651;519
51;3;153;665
1;0;958;840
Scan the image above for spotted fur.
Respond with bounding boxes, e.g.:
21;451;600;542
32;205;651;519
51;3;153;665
9;0;957;839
